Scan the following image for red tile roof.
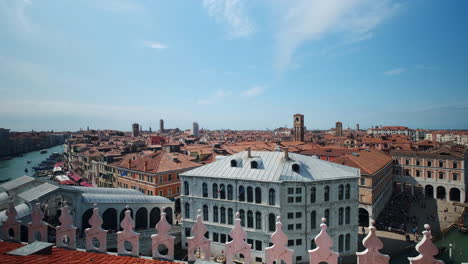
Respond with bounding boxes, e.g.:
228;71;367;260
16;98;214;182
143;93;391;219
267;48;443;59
112;151;202;173
333;148;392;175
0;242;173;264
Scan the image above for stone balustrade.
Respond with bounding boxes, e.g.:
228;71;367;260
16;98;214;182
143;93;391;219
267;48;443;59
0;201;445;264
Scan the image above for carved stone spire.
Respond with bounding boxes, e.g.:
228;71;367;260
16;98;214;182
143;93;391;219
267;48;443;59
225;212;252;264
28;202;47;243
1;198;21;242
56;201;77;249
152;207;175;260
309;218;339;264
85;204;108;253
356;219;389;264
188;209;211;262
408;224;444;264
117;205;140;257
265;216;294;264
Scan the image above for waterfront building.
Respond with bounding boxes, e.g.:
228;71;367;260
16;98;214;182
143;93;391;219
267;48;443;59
392;144;467;202
293;114;305;142
336;122;343;137
132;123;140;137
334;149;394;226
180;149;360;263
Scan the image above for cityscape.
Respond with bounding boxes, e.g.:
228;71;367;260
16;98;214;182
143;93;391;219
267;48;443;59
1;1;468;264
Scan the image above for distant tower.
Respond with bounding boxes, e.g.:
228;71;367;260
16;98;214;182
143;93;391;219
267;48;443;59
132;123;139;137
293;114;304;142
356;123;360;132
87;126;89;131
336;121;343;137
192;122;200;137
149;126;152;133
160;119;164;133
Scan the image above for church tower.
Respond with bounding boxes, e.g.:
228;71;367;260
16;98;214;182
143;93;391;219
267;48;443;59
293;114;304;142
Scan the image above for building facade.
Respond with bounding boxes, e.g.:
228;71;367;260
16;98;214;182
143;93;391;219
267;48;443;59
293;114;305;142
180;150;360;263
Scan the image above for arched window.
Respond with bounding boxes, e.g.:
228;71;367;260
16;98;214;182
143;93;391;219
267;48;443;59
184;203;190;218
247;210;254;228
345;234;350;251
338;235;344;252
311;211;316;229
292;163;300;173
203;205;208;221
255;187;262;204
255;211;262;229
227;184;233;200
325;209;330;226
239;210;246;227
338;185;344;200
251;161;258;169
268;188;276;205
345;184;350;199
339;207;343;225
239;186;245;201
228;208;234;225
345;207;350;224
212;183;218;199
268;213;276;232
247;186;253;203
310;187;316;203
202;183;208;197
220;207;226;224
220;184;226;199
324;186;330;201
231;160;237;167
184;181;189;195
213;206;219;222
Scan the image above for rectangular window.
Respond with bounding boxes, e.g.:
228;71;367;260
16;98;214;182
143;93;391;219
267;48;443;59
360;178;365;185
296;256;302;262
185;228;191;237
287;213;294;219
247;239;254;248
439;161;444;168
296;239;302;246
295;196;302;203
453;173;459;181
416;170;420;177
453;161;458;169
427;161;432;167
176;187;180;194
255;240;262;251
159;190;164;196
220;234;226;243
296;187;302;194
288;197;294;203
256;257;263;263
427;171;432;178
159;175;163;183
439;172;444;180
288;224;294;230
287;240;294;247
288;188;294;194
295;212;302;218
168;174;172;181
406;159;410;165
213;232;219;242
296;223;302;230
416;160;420;166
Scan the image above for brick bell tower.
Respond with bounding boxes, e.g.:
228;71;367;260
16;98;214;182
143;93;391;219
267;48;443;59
293;114;304;142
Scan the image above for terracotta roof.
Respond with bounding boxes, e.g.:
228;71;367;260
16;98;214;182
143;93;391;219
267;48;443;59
112;151;202;173
333;148;392;175
0;241;173;264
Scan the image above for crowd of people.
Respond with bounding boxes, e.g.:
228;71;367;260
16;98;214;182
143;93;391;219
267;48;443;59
375;193;422;235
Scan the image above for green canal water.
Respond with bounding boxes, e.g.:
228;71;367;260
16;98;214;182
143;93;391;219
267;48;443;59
0;144;64;182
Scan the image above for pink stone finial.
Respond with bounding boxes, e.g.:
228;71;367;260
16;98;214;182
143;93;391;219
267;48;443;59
265;215;294;264
187;208;211;262
85;205;107;253
152;207;175;260
309;216;338;264
28;202;47;243
276;216;282;222
225;212;252;264
408;224;444;264
1;199;21;242
356;219;389;264
117;207;139;257
321;217;326;223
56;203;77;249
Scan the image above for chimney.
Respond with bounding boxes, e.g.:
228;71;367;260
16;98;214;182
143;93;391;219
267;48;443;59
144;161;148;172
128;159;131;168
284;148;289;160
247;147;251;158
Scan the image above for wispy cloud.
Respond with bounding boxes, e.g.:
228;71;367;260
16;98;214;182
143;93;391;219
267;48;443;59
203;0;255;38
197;89;233;105
143;41;167;49
241;85;265;97
275;0;401;71
384;67;407;76
0;0;34;35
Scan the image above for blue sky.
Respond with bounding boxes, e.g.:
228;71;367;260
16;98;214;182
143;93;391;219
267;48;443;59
1;0;467;131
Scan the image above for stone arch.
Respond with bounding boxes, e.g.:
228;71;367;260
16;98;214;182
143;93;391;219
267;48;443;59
102;208;117;232
425;185;434;198
164;207;173;225
358;208;369;227
81;208;94;232
150;207;161;228
436;186;446;200
135;207;148;230
449;188;461;202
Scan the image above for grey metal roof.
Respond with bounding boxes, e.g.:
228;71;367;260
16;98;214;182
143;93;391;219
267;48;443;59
0;176;35;191
62;186;144;196
81;193;172;204
18;183;59;202
0;202;31;224
181;151;360;182
0;192;9;204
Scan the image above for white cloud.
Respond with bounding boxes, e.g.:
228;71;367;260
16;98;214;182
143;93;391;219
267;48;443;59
241;85;265;97
384;67;406;76
275;0;401;71
197;89;233;105
203;0;255;38
143;41;167;49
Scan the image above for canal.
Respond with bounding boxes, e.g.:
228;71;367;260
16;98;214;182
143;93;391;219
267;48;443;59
0;144;64;182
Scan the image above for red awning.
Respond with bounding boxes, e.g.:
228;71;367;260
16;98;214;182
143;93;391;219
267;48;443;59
54;162;65;168
79;181;92;187
68;173;82;182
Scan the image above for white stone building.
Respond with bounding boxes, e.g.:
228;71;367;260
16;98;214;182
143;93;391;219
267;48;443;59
180;149;360;263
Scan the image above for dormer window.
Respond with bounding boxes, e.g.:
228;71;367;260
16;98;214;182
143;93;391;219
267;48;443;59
231;160;237;167
292;163;300;173
251;161;258;169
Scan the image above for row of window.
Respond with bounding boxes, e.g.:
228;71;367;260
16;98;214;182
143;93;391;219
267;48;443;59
184;182;352;204
119;181;179;196
184;204;352;231
120;170;179;184
397;159;460;169
399;169;460;181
